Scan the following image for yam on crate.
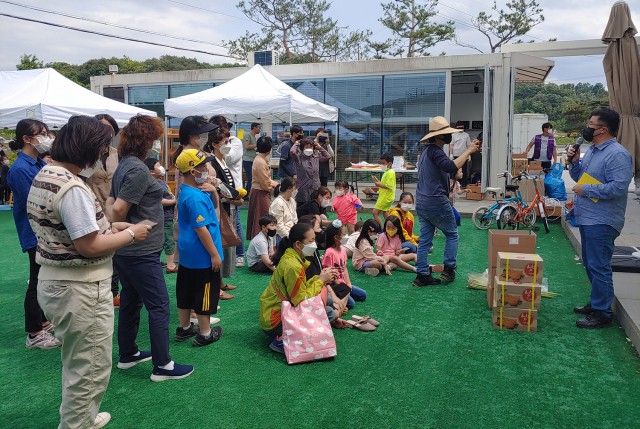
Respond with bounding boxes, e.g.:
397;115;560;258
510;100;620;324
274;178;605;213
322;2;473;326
497;252;543;284
494;277;541;310
492;303;538;333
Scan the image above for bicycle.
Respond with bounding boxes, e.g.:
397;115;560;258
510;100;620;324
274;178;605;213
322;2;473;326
497;174;550;233
471;172;528;230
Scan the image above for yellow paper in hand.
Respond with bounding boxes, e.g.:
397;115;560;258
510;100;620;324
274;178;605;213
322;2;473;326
237;129;244;140
577;172;602;203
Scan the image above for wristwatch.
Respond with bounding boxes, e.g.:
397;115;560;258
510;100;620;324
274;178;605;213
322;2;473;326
124;228;135;245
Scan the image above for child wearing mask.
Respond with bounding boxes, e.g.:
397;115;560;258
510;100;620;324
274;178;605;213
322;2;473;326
352;219;391;277
449;167;470;226
388;192;420;254
375;215;420;273
247;215;278;273
372;152;396;229
331;179;362;234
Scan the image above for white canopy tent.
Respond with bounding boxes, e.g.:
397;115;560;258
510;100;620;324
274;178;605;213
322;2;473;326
163;65;339;124
0;68;156;129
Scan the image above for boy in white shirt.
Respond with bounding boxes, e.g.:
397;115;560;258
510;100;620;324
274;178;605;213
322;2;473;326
247;215;278;272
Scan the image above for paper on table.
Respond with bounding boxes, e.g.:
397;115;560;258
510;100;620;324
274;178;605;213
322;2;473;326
392;156;404;170
577;172;602;203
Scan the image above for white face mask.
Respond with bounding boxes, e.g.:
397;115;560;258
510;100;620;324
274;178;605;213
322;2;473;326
340;236;349;245
301;241;318;256
336;190;345;196
321;198;331;208
151;140;161;153
219;144;232;155
34;136;53;153
370;233;379;241
3;159;10;166
79;160;103;178
194;169;208;184
197;133;208;148
400;203;414;211
303;148;314;157
380;164;388;171
291;189;298;199
157;166;166;176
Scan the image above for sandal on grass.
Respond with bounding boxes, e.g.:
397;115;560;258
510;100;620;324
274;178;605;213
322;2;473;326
345;319;376;331
221;283;237;291
351;315;380;327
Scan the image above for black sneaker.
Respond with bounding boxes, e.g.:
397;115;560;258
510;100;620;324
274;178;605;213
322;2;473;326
573;302;593;315
193;326;223;347
440;265;456;283
412;273;441;287
161;261;167;268
576;311;613;329
175;323;199;342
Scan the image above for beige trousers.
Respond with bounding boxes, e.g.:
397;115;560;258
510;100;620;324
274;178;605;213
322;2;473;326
38;278;114;429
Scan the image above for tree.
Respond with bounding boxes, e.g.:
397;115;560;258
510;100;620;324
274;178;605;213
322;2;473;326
368;38;403;59
236;0;305;64
379;0;455;57
295;0;338;62
16;54;44;70
456;0;545;53
223;30;279;63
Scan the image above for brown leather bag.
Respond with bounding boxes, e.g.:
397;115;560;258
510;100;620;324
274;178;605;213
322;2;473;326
219;209;242;248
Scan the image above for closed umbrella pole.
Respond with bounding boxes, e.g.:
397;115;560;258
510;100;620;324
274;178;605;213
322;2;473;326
602;1;640;193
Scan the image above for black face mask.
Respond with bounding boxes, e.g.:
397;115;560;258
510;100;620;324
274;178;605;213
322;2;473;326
582;126;602;143
441;134;453;144
266;228;277;237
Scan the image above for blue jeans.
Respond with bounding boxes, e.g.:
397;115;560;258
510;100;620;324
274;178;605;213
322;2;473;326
242;160;253;189
346;285;367;309
402;241;417;254
114;252;171;367
235;206;245;257
579;225;619;318
415;203;459;275
452;206;461;227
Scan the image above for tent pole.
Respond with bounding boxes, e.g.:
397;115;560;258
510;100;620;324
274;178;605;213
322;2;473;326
164;116;169;173
289;111;292;127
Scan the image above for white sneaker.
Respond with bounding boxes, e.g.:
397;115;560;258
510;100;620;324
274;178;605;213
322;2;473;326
25;331;62;349
364;268;380;277
93;412;111;428
190;316;220;326
42;323;55;334
235;256;245;268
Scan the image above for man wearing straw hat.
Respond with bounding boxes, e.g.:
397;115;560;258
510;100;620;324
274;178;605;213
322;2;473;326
412;117;479;287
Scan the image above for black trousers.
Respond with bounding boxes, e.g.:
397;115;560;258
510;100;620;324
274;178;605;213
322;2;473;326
320;176;328;187
26;247;47;333
111;260;120;297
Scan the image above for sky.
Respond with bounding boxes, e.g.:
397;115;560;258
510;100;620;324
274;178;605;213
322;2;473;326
0;0;638;87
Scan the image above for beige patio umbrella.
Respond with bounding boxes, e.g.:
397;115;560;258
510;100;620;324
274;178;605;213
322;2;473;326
602;1;640;189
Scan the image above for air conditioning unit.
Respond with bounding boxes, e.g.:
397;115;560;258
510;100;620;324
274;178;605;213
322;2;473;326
383;108;395;117
249;51;279;67
108;65;119;73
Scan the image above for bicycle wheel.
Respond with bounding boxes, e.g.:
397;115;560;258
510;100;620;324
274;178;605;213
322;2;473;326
497;205;519;230
472;206;495;230
522;210;536;228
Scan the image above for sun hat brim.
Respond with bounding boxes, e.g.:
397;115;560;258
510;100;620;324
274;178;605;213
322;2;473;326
420;126;462;142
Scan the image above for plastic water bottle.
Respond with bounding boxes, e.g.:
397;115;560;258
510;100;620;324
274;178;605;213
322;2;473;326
541;278;549;293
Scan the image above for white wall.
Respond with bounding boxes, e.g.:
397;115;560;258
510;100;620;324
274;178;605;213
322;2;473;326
450;92;484;140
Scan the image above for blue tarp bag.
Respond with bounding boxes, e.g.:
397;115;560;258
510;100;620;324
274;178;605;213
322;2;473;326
544;162;567;201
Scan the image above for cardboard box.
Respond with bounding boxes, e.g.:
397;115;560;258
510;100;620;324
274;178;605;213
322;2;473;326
492;302;538;332
493;277;541;309
529;161;542;168
497;252;544;284
488;230;537;269
518;178;545;202
512;159;528;174
466;192;484;200
487;267;496;309
467;185;481;193
534;205;562;217
528;167;543;175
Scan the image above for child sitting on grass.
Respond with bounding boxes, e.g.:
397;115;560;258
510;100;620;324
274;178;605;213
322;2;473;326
322;220;367;310
246;215;278;273
174;149;224;347
343;220;364;258
352;219;391;277
375;215;420;274
331;179;362;234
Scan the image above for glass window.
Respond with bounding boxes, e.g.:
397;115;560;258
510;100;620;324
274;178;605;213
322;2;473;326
103;86;124;103
169;83;215;98
128;85;169;105
283;80;325;103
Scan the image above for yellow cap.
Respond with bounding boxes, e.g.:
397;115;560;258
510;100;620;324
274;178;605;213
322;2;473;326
175;149;214;174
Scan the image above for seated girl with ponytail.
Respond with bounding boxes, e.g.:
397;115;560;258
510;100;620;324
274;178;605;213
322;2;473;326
259;223;338;354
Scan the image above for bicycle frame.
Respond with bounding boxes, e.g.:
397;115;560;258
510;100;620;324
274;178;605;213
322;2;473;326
509;189;547;225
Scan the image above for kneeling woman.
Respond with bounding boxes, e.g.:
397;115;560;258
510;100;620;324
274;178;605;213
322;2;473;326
259;223;337;354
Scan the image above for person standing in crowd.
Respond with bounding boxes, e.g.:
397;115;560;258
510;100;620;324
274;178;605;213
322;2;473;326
315;128;334;187
278;125;302;179
171;116;220;267
209;116;246;268
524;122;557;169
86;114;122;306
1;153;10;204
372;152;396;229
412;117;478;288
389;192;420;254
173;149;224;346
7;119;61;350
297;186;332;227
144;158;177;273
568;109;633;329
247;136;279;240
270;177;298;244
27;116;152;429
292;137;331;207
243;122;260;189
449;121;472;187
107;114;193;382
207;126;243;298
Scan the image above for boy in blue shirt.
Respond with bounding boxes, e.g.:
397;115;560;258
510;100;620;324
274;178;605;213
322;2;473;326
174;149;224;347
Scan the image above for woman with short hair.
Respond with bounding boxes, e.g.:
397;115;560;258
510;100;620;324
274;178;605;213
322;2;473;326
291;137;331;207
107;114;193;383
27;115;152;428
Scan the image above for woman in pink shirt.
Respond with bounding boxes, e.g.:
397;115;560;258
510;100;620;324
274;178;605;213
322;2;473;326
331;179;362;234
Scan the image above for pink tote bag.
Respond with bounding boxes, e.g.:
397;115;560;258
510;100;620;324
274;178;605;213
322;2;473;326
275;286;337;365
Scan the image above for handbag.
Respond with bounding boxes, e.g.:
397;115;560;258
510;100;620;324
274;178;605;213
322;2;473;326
275;280;337;365
219;209;242;248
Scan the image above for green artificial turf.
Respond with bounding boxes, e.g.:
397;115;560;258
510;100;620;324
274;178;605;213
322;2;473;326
0;209;639;428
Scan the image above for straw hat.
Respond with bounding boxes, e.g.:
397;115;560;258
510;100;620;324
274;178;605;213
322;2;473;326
420;117;462;142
